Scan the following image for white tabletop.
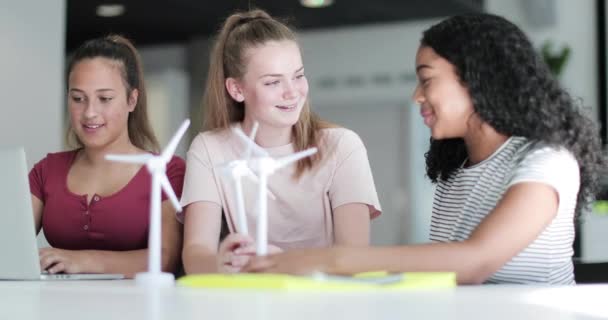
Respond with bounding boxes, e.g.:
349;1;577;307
0;280;606;320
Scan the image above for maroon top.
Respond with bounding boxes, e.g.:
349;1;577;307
29;150;185;251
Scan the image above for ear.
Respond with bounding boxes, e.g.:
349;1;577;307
225;77;245;102
127;88;138;112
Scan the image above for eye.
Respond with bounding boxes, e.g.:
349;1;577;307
419;78;431;87
295;73;305;80
264;80;280;86
70;95;85;103
99;96;114;103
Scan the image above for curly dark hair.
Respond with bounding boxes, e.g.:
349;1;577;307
421;14;605;217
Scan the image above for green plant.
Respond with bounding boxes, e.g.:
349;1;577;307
540;40;571;77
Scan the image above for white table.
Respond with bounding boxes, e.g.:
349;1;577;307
0;281;606;320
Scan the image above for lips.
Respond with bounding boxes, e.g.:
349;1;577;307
420;108;433;118
420;108;435;127
82;123;105;132
275;103;298;111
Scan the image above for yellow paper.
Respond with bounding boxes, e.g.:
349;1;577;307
177;272;456;291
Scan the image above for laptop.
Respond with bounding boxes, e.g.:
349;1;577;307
0;147;124;280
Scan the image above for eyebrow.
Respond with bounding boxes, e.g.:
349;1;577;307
259;66;305;79
416;64;432;72
69;88;115;93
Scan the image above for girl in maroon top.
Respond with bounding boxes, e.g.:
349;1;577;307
29;35;185;278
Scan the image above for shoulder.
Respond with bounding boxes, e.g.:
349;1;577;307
509;140;580;190
34;149;78;168
190;129;233;151
319;127;365;151
187;128;235;167
45;149;78;161
516;141;579;172
317;127;368;168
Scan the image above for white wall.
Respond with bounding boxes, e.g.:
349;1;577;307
186;37;213;138
0;0;65;167
140;45;190;158
1;0;66;248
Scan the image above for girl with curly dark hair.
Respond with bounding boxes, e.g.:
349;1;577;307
244;13;606;284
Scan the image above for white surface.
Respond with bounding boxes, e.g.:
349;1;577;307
0;281;606;319
135;272;175;287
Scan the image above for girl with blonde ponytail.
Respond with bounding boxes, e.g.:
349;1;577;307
180;9;381;274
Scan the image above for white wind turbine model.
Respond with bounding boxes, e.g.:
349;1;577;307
233;128;317;256
217;122;273;235
105;119;190;286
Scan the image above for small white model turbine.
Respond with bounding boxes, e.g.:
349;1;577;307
233;126;317;256
105;119;190;286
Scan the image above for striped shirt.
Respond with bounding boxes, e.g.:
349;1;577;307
430;137;580;284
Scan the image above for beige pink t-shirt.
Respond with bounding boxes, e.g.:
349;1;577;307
179;125;381;250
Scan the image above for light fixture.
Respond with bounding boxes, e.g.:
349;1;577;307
96;4;125;17
300;0;334;8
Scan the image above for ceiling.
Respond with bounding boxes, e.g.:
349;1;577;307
66;0;484;51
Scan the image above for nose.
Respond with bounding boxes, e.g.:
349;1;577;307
282;80;298;100
412;84;425;106
83;101;98;119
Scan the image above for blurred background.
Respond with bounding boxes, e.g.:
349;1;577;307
1;0;606;281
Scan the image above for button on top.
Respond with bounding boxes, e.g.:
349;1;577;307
93;195;100;202
84;211;89;215
83;225;89;231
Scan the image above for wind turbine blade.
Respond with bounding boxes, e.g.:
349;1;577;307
105;154;153;164
274;148;318;170
243;170;276;200
244;121;259;160
243;168;259;183
159;174;182;212
161;119;190;162
233;126;268;157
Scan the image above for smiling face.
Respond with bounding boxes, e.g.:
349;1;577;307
67;57;137;150
413;46;476;139
226;40;309;130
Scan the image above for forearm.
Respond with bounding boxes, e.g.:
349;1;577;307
330;241;491;284
65;245;180;278
182;244;219;274
82;249;148;278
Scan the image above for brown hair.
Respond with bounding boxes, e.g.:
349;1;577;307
66;34;160;152
202;9;334;177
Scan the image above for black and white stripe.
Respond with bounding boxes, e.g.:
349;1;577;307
430;137;579;284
